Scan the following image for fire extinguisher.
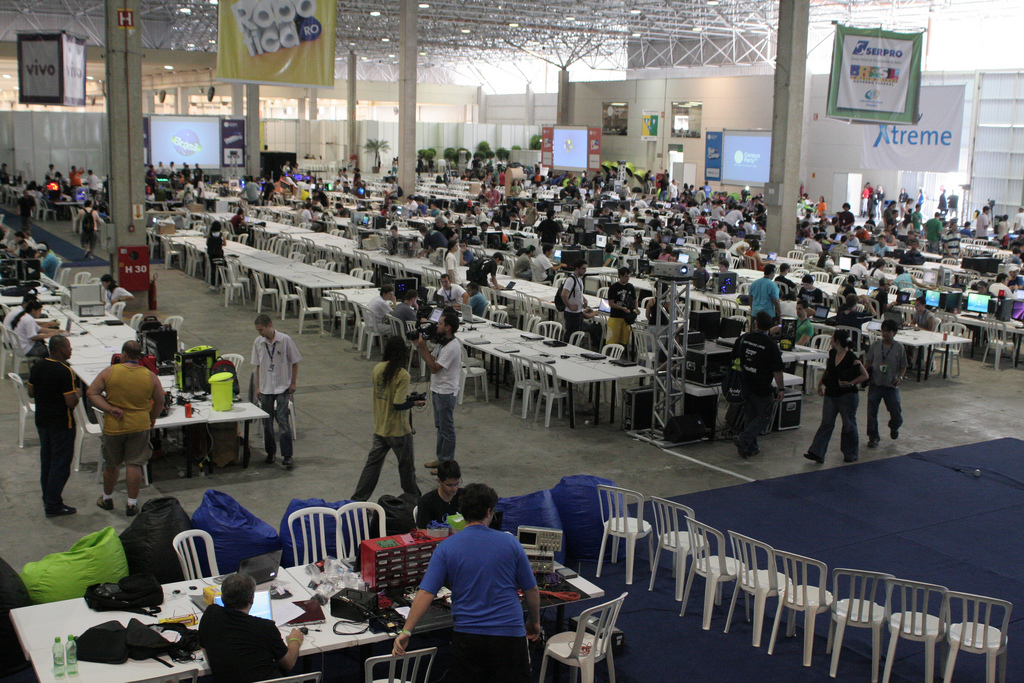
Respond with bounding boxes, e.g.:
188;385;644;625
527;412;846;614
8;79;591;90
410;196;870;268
148;273;158;310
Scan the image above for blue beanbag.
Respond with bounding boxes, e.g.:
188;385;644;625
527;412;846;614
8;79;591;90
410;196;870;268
495;489;565;564
278;498;352;567
550;475;617;561
191;490;280;574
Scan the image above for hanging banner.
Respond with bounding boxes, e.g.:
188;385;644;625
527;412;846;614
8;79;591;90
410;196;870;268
861;85;964;172
641;110;660;141
587;127;602;172
17;32;86;106
704;131;722;183
217;0;337;87
222;118;247;168
826;24;923;124
540;126;553;168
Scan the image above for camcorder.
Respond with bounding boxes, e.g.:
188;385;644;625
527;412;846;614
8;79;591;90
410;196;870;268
406;320;439;342
407;391;427;403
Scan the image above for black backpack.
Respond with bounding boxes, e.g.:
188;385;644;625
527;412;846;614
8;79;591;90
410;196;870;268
81;210;95;233
137;315;162;333
84;574;163;616
554;276;577;312
466;257;492;286
125;619;200;661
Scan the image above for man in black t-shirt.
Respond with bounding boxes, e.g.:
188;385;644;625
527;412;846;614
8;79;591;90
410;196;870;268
28;336;80;517
836;202;855;232
536;210;561;245
199;574;303;683
606;266;637;347
17;190;36;232
774;263;797;300
732;312;785;459
798;275;825;308
416;460;461;527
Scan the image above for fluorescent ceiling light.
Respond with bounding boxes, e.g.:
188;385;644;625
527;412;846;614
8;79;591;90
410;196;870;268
461;28;470;33
178;7;191;14
164;65;174;70
508;22;519;27
631;32;641;37
418;3;430;7
630;9;642;14
382;37;390;42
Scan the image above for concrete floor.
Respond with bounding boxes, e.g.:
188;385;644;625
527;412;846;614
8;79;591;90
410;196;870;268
2;220;1021;572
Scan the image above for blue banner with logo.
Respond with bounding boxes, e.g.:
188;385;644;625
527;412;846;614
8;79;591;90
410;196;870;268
705;131;722;183
221;118;246;168
827;24;923;125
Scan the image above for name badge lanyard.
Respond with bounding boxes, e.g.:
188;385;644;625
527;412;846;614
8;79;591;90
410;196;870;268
266;340;278;373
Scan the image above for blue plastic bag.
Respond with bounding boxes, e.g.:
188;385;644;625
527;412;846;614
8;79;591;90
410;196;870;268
550;475;617;561
495;489;565;564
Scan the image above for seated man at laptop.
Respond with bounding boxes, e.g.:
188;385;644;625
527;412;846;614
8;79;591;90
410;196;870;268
199;573;303;683
416;460;461;527
466;282;488;318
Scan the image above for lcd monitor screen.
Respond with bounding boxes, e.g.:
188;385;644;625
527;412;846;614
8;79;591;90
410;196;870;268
721;130;772;186
838;256;853;271
922;270;938;286
943;291;962;312
966;292;991;314
924;290;940;308
551;128;589;171
595;234;608;248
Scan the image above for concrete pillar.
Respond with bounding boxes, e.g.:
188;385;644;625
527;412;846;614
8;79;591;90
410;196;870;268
176;86;189;115
397;0;417;191
307;88;318;161
764;0;809;257
347;52;357;169
307;88;318;120
477;86;486;124
231;84;244;117
104;0;145;298
556;68;571;125
142;90;154;114
245;84;260;178
525;83;535;125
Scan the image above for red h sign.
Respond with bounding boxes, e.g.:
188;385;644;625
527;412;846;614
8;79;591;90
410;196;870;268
117;9;134;28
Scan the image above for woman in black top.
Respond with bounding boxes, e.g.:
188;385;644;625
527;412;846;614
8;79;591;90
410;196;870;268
803;329;869;463
207;221;226;290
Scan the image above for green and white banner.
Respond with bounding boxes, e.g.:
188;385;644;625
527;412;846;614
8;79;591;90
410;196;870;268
826;24;924;125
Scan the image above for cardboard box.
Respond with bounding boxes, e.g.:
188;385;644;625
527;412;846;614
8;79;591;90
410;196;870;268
156;219;176;235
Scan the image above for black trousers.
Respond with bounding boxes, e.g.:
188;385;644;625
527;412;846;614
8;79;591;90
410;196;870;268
449;632;530;683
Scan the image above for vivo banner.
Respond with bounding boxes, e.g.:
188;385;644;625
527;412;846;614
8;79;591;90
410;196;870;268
827;24;923;125
861;85;964;172
17;32;86;107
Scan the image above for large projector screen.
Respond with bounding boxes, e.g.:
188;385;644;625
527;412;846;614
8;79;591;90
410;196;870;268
149;116;221;168
721;130;772;186
551;127;589;171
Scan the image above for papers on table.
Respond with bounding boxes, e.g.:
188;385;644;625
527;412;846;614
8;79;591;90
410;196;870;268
272;601;306;627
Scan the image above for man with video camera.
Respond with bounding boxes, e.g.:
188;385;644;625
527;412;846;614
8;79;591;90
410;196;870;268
413;308;462;475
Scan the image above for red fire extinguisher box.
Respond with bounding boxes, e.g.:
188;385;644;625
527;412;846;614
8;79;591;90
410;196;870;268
118;246;150;291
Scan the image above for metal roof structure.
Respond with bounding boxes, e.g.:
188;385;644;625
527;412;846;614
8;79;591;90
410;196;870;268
0;0;1020;72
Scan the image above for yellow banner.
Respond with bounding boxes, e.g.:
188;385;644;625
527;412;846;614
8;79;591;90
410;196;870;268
217;0;336;87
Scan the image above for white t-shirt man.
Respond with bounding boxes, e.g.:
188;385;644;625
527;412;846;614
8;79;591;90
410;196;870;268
430;337;462;396
251;330;302;395
104;286;133;309
444;251;463;285
849;262;870;282
976;211;991;237
1014;209;1024;232
12;312;42;354
439;283;466;307
803;239;823;254
989;283;1012;298
563;273;586;312
87;173;101;192
723;209;743;226
368;294;394;335
531;252;553;282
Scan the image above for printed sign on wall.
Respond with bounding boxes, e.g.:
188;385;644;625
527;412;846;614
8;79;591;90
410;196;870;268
861;85;964;172
222;118;247;167
641;110;660;141
704;131;722;183
827;24;923;124
217;0;337;87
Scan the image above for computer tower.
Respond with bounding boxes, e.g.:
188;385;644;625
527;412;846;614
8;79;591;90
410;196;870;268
586;248;605;268
689;310;721;340
772;390;803;431
621;387;654;431
176;346;218;393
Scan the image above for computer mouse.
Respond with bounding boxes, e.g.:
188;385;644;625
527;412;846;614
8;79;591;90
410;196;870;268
299;627;309;635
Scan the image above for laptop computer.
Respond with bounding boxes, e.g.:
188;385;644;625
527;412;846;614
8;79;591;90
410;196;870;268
191;590;274;620
461;303;479;323
238;549;283;586
812;305;830;320
285;598;326;627
866;320;883;331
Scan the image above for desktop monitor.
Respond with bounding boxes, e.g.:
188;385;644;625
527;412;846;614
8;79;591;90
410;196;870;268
485;232;504;250
372;215;387;231
921;270;938;286
553;249;563;264
943;291;962;313
716;271;737;295
1013;301;1024;321
595;234;608;248
18;259;41;282
577;232;597;247
510;220;522;232
966;292;991;314
559;249;584;267
586;249;605;268
924;290;941;308
74;187;89;203
677;253;690;264
895;291;912;305
1015;289;1024;301
393;277;419;298
838;256;853;272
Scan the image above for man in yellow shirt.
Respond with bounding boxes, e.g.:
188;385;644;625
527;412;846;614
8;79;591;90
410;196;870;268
351;336;425;502
87;341;164;516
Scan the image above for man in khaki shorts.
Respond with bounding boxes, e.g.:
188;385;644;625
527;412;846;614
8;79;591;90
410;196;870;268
87;340;165;516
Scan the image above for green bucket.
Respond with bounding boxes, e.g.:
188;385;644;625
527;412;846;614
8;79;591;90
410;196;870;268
209;372;234;412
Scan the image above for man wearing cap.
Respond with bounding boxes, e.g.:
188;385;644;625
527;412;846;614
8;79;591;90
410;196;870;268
37;243;59;280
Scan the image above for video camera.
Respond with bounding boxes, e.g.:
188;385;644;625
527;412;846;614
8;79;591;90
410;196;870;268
407;391;427;403
406;320;439;342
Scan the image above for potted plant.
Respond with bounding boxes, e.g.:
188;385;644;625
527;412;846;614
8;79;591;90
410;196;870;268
529;134;542;150
495;147;511;161
363;139;391;173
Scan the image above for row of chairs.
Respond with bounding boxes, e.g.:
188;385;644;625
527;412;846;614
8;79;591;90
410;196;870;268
592;485;1012;683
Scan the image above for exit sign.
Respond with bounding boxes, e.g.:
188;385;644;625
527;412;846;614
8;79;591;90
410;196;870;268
117;9;134;28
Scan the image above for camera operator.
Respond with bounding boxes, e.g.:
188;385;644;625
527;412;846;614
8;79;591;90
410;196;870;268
413;308;462;475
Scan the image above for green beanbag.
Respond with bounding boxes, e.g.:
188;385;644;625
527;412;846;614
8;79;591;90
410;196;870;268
20;527;129;604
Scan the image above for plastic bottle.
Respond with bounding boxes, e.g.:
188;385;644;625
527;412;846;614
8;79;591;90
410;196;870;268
52;636;65;678
65;636;78;677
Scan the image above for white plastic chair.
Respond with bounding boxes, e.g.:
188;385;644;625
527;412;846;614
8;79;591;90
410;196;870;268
220;265;248;307
1;325;38;376
726;531;784;647
8;372;35;448
458;345;489;405
981;320;1012;370
294;286;324;335
827;568;894;682
164;316;184;331
680;518;740;629
881;578;949;683
941;591;1012;683
568;330;589;349
128;313;144;331
252;272;280;314
276;278;301;319
109;302;126;320
537;320;564;341
601;343;625;360
262;674;322;683
336;502;386;563
532;358;568;427
172;529;220;580
73;271;94;285
508;354;540;419
287;506;339;566
768;550;834;666
220;353;245;370
363;647;436;683
71;399;102;472
648;497;694;601
595;484;653;586
537;592;628;683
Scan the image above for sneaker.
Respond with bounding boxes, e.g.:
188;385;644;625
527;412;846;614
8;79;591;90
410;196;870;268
843;455;859;463
126;504;139;517
423;460;439;469
735;444;751;459
45;505;77;518
96;497;114;511
265;453;276;464
282;457;294;471
890;428;899;440
803;452;825;464
867;439;880;448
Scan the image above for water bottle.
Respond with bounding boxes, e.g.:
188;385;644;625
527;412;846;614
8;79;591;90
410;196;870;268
65;636;78;677
52;637;65;678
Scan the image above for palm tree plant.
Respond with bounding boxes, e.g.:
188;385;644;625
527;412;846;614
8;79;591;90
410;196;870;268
363;139;391;173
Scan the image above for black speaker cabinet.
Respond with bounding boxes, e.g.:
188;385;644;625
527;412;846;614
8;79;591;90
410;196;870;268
663;414;709;444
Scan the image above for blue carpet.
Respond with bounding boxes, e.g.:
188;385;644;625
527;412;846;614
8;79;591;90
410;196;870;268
559;438;1024;683
0;206;108;266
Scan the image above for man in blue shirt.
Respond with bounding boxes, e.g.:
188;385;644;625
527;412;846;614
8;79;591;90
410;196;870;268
393;483;540;683
37;243;60;280
466;282;488;318
749;264;781;321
